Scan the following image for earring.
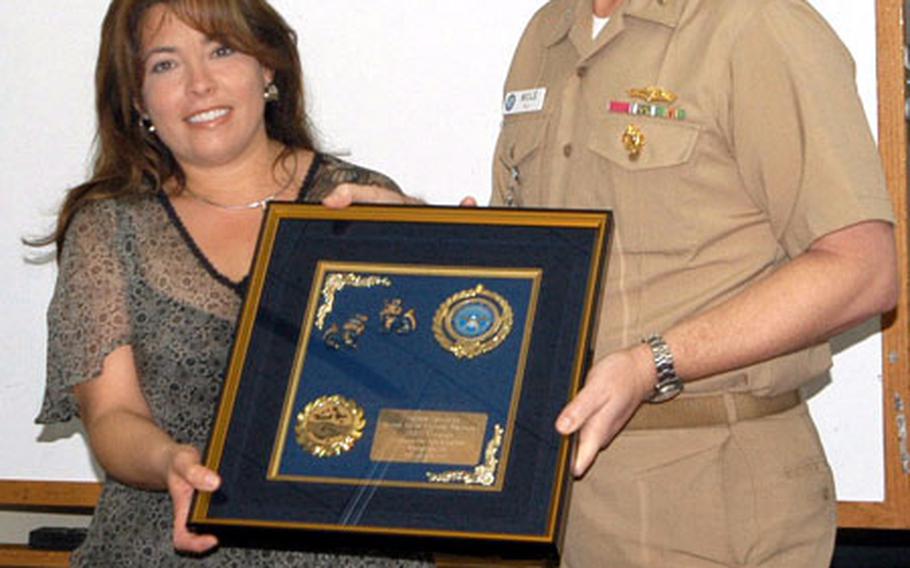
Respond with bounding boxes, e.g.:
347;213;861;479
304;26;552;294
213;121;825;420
139;115;156;134
264;82;279;103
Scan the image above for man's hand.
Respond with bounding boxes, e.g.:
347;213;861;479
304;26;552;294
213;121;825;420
322;184;479;208
322;184;423;208
556;344;656;477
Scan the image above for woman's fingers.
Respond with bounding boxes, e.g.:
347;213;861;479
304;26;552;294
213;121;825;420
167;445;220;553
171;482;219;553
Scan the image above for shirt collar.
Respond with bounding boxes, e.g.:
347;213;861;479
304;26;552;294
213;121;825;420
543;1;576;47
623;0;686;28
543;0;685;47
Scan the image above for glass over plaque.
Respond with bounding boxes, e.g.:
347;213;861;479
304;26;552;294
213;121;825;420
189;205;612;560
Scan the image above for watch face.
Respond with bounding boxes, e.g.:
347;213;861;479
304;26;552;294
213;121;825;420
648;380;683;404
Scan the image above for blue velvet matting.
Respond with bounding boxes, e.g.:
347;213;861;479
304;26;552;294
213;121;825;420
271;268;536;486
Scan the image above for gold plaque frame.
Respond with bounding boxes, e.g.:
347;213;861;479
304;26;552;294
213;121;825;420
189;204;612;559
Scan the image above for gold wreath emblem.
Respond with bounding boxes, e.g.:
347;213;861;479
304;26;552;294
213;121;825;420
433;284;513;359
295;395;366;458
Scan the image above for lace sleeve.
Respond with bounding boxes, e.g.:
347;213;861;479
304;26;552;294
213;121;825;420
303;154;403;202
36;199;132;424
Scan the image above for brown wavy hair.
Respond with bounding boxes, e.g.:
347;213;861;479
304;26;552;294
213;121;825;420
37;0;317;255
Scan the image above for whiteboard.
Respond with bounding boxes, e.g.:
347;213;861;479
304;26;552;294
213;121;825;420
0;0;884;501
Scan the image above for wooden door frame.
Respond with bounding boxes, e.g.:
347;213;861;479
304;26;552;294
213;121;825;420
837;0;910;529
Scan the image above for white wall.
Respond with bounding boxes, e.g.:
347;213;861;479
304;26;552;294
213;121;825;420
0;0;887;543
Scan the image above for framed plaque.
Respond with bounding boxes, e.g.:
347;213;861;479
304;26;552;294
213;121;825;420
189;205;611;559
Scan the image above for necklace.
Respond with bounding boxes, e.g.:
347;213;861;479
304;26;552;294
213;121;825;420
183;184;292;211
180;146;304;210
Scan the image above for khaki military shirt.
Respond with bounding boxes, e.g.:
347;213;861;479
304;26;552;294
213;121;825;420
492;0;894;395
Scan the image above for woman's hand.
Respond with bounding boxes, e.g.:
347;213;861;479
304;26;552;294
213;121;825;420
322;183;424;208
555;345;655;477
166;444;221;554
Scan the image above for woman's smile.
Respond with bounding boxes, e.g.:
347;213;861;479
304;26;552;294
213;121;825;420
185;107;231;126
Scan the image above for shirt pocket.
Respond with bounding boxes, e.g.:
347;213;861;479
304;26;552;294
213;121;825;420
493;115;548;207
588;114;702;253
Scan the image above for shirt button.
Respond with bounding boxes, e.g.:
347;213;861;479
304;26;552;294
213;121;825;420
563;143;573;157
576;67;587;78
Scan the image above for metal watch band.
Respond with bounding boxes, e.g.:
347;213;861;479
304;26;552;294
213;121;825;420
642;334;684;403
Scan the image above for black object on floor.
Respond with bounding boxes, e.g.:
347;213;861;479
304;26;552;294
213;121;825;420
831;529;910;567
28;526;88;551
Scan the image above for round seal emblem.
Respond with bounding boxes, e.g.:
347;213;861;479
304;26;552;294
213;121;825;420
433;284;514;359
295;395;366;458
504;93;517;112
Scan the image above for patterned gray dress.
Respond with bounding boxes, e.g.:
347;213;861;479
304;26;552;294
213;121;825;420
37;155;433;567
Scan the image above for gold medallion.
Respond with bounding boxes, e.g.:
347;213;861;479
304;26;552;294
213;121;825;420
295;395;366;458
433;284;513;359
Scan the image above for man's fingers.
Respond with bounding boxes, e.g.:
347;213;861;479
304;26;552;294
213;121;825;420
322;184;423;208
321;185;355;209
573;428;602;477
571;406;626;477
555;382;606;435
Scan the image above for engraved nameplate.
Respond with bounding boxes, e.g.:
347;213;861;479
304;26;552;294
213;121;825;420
370;409;488;465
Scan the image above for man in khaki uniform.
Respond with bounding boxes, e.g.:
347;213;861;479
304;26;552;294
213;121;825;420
492;0;898;565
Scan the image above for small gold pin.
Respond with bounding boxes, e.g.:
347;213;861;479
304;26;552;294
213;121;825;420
379;298;417;335
622;124;645;159
323;314;368;350
628;86;677;104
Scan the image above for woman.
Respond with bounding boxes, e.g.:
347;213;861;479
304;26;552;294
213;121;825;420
35;0;428;565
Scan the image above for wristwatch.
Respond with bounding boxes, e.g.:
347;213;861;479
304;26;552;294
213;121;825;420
642;334;684;403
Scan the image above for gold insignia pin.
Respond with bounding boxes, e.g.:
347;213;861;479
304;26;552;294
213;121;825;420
628;86;677;104
622;124;646;159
